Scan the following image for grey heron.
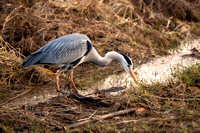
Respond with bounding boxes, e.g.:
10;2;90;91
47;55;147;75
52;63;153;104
22;33;139;93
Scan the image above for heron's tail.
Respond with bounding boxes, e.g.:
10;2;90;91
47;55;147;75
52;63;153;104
22;52;43;67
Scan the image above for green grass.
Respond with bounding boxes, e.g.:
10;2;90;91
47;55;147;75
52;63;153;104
178;63;200;86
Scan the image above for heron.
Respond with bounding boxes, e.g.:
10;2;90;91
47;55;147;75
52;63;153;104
22;33;139;93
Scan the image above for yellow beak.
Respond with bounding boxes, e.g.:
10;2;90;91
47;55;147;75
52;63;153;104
129;67;139;87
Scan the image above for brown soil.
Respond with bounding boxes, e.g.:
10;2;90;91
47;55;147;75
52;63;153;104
1;83;200;132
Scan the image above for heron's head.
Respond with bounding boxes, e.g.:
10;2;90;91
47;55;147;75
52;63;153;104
119;53;139;87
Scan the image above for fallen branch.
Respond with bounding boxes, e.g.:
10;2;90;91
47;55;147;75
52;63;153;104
115;116;175;125
67;107;137;128
0;89;31;107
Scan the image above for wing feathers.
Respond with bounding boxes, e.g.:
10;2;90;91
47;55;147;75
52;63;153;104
22;52;43;67
22;34;92;67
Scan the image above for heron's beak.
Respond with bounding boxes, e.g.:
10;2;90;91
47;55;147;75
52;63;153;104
129;67;139;87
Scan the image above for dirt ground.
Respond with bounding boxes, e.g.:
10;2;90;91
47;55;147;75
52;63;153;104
1;81;200;132
0;0;200;132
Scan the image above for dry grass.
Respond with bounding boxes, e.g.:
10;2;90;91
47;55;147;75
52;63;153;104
0;37;55;85
1;0;199;85
0;0;196;56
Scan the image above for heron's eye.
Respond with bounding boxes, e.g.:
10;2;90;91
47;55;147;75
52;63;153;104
127;64;131;68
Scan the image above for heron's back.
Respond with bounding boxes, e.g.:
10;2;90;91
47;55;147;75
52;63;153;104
22;33;91;67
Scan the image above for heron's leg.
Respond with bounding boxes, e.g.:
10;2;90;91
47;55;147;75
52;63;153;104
56;69;62;90
70;70;79;93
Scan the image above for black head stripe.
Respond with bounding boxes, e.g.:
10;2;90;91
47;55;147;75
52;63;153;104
84;40;92;56
120;53;132;65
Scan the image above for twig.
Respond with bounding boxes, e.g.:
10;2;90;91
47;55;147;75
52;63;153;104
78;110;97;121
143;71;155;84
0;89;31;107
115;116;175;125
67;108;137;128
0;36;25;58
85;86;126;96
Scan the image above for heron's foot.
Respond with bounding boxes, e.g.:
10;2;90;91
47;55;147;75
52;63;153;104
56;89;71;95
63;83;80;94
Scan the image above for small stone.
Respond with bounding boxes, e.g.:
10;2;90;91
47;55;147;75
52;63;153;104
135;107;149;117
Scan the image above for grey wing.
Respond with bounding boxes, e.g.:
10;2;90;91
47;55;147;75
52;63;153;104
39;39;89;66
22;34;91;67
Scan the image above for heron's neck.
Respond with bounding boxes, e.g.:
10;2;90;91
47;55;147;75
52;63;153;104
85;48;123;66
